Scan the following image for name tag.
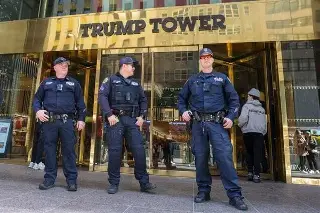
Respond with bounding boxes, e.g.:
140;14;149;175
66;82;74;86
45;82;53;85
112;80;121;83
131;82;138;86
214;77;223;82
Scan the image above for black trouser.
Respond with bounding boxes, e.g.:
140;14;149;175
106;116;149;186
243;133;264;175
31;122;44;164
307;153;318;170
299;156;307;171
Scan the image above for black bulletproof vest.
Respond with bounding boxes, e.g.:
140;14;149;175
110;76;140;110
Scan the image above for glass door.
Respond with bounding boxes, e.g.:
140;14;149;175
204;43;273;178
42;50;97;166
95;48;148;171
147;46;200;173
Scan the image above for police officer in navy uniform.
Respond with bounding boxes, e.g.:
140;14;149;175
98;57;156;194
177;48;248;211
33;57;86;191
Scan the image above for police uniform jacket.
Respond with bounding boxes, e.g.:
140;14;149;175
98;72;147;118
33;76;87;121
178;71;240;121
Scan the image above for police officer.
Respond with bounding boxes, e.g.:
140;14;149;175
177;48;248;211
98;57;156;194
33;57;86;191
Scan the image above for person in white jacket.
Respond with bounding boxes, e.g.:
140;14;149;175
238;88;267;183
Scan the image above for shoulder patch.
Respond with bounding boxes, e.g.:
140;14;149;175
99;85;104;91
102;77;109;84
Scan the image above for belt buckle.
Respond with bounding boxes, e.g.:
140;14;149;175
62;114;68;123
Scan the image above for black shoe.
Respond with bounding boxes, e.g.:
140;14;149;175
39;182;55;190
140;183;156;192
67;184;77;191
247;172;253;181
194;192;211;203
229;197;248;211
253;175;261;183
107;184;119;194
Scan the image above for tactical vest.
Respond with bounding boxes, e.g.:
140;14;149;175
110;77;140;111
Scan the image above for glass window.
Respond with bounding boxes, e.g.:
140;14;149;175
244;6;249;15
226;5;232;18
266;2;275;14
316;11;320;23
232;4;239;17
290;0;299;11
274;1;282;13
280;40;320;178
0;53;39;159
299;59;309;71
123;0;133;10
164;0;175;7
144;0;154;8
282;0;290;12
0;0;41;21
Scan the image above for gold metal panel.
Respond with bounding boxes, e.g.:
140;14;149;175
226;43;237;169
102;48;149;54
292;177;320;186
79;68;91;164
149;52;155;168
89;49;102;171
0;1;317;54
275;41;292;183
149;46;199;53
312;0;320;37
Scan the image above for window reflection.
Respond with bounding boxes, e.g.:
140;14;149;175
280;40;320;178
43;0;260;17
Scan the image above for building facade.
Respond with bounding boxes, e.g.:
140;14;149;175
0;0;320;185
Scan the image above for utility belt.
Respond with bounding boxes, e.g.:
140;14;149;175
45;112;75;123
190;111;226;124
111;109;139;118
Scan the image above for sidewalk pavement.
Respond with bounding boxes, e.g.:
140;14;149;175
0;163;319;213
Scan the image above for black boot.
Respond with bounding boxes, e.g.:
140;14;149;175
67;184;77;191
140;183;157;192
247;172;253;181
194;192;211;203
229;197;248;211
39;181;55;190
107;184;119;194
253;175;261;183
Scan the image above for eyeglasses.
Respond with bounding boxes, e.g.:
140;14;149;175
200;55;213;60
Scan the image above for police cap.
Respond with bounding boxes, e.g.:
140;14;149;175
199;48;213;57
119;57;136;66
53;57;70;66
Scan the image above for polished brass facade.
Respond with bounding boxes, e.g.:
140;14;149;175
275;41;292;183
89;49;102;172
0;1;317;54
1;0;319;185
